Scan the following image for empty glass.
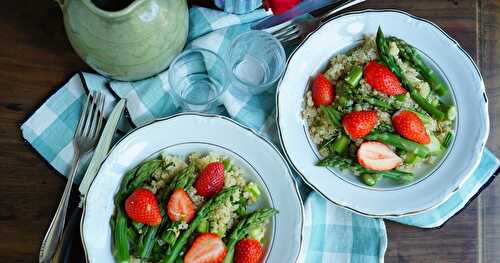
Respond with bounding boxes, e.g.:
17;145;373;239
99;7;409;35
169;48;229;112
227;30;286;95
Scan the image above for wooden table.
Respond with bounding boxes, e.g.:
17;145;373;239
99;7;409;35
0;0;498;262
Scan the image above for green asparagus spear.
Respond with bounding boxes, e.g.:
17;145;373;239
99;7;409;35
111;159;168;262
345;66;363;87
128;159;164;191
364;97;393;111
376;27;446;120
222;208;278;263
113;211;131;263
139;166;196;259
111;165;141;263
317;154;414;184
360;173;380;186
162;186;240;263
365;133;430;158
331;134;350;155
442;132;453;148
388;36;448;96
320;105;342;127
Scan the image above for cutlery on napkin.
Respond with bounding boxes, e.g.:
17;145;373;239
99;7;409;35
51;99;126;263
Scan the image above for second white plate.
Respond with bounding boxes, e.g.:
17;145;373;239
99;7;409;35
276;10;489;217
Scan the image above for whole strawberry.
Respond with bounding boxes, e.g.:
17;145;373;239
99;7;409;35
342;111;378;140
234;239;263;263
392;110;430;144
363;61;407;96
194;162;225;198
124;188;162;226
311;73;335;107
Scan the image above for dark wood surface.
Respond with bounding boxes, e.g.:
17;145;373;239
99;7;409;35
0;0;498;262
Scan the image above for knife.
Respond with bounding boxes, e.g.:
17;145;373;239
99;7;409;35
52;99;126;263
252;0;346;30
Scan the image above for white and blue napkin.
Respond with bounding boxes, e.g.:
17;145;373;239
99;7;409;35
21;6;499;262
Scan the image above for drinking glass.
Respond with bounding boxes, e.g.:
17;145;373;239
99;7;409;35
169;48;229;112
227;30;286;95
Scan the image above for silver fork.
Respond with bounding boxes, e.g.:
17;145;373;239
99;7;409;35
271;0;366;44
39;91;105;263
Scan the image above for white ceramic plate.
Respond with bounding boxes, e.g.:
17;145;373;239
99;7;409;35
276;10;489;217
81;113;304;262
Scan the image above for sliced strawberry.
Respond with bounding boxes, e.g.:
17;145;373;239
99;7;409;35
363;61;407;96
342;111;378;139
392;110;430;144
124;188;162;226
167;189;196;223
357;141;402;171
194;162;225;198
311;73;335;107
184;233;227;263
234;239;264;263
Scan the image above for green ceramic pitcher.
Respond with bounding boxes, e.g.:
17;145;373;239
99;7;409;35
56;0;189;81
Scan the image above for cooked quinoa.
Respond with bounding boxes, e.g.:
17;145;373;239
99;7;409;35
114;151;274;263
302;34;455;184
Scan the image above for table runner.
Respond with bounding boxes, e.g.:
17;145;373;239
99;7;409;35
20;6;499;262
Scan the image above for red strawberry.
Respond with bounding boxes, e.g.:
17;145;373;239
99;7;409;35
363;61;407;96
392;110;430;144
342;111;378;139
234;239;264;263
311;74;335;107
194;162;225;198
263;0;300;15
167;189;196;223
184;233;227;263
357;141;402;171
124;188;162;226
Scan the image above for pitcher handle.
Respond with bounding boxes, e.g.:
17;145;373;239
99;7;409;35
54;0;64;9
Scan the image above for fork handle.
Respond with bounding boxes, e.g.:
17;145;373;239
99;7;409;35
39;152;80;263
319;0;367;23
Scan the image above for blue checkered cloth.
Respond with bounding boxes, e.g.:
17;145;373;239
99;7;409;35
21;6;499;262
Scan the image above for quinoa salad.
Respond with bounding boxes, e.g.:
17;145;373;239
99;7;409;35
110;151;276;263
302;27;456;187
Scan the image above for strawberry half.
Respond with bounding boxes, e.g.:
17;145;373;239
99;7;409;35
184;233;227;263
124;188;162;226
167;189;196;223
357;141;402;171
392;110;430;144
311;73;335;107
342;111;378;140
234;239;264;263
363;61;407;96
194;162;225;198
